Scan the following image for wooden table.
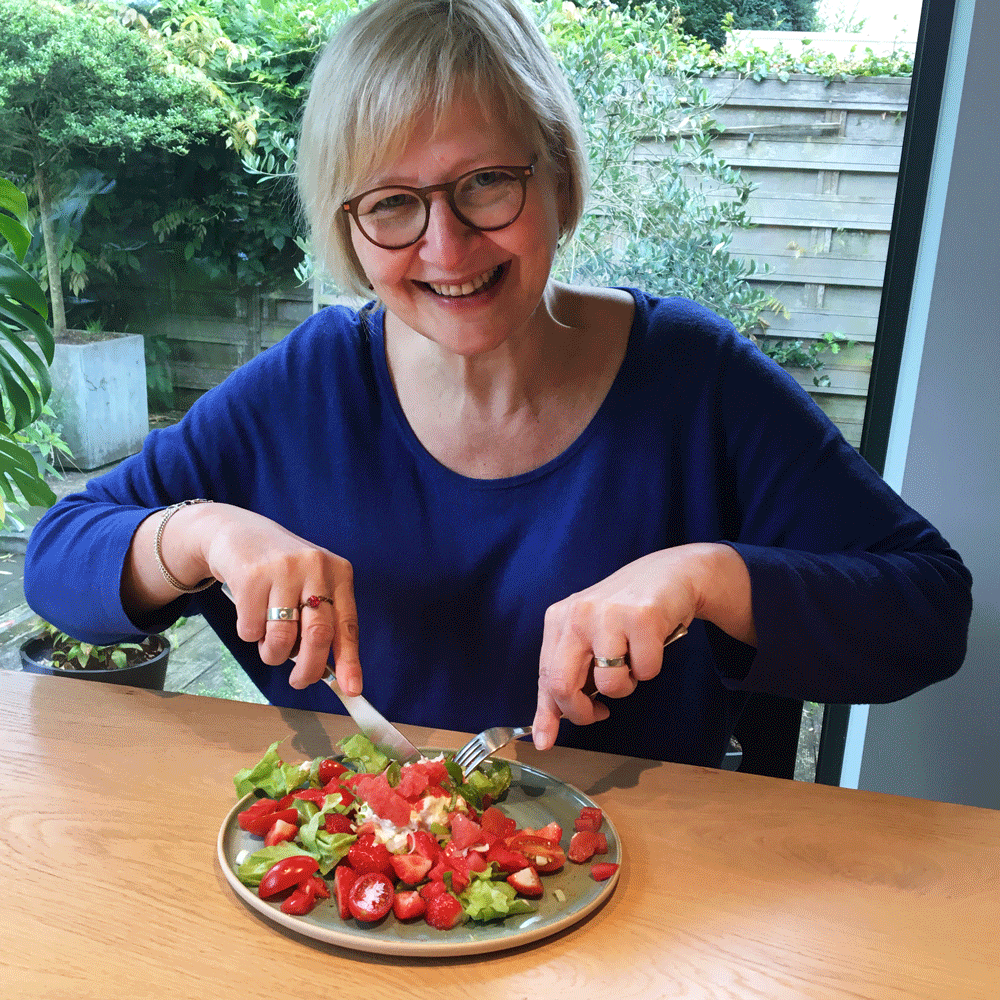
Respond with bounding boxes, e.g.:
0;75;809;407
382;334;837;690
3;671;997;999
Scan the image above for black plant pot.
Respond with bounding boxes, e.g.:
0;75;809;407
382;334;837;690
20;634;170;691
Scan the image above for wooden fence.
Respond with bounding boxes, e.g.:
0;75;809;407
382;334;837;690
131;73;910;445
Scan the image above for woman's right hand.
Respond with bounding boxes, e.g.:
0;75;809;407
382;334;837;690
126;502;363;696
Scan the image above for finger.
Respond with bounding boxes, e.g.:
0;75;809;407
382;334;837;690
589;661;638;699
540;622;611;727
531;688;562;750
330;562;363;697
288;594;336;689
624;627;670;683
258;589;302;666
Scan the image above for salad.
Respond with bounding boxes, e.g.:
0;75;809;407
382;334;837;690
230;735;619;930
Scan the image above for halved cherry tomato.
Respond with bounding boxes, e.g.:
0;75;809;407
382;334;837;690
318;758;349;784
506;833;566;873
238;798;279;835
258;855;320;898
347;872;394;922
333;864;357;919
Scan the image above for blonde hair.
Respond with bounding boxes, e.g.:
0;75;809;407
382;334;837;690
297;0;589;296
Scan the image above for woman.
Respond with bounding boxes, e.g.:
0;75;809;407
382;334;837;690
24;0;971;766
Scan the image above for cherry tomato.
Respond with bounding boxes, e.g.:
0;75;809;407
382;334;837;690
318;758;349;784
258;855;320;898
347;834;394;876
347;872;394;922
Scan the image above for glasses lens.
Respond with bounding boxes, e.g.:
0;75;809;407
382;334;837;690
455;168;525;229
355;188;425;248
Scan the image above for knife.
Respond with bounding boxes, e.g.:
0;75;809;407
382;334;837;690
220;584;421;762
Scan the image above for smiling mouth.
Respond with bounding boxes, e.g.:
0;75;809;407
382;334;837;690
423;265;504;298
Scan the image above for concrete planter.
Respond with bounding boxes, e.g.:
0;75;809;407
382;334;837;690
49;332;148;471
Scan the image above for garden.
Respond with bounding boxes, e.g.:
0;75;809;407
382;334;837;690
2;0;914;517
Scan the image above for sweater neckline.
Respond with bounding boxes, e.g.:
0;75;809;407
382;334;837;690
368;289;646;490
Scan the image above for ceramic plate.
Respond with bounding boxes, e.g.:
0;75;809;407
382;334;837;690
217;755;620;956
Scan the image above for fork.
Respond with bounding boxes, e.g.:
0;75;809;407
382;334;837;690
453;725;533;777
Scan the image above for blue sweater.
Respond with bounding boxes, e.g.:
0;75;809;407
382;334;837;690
24;292;972;766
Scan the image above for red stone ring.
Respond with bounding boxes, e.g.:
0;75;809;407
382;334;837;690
301;595;334;610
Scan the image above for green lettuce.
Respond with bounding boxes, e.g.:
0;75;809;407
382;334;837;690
235;841;311;887
337;733;390;775
233;741;312;798
460;869;535;922
297;801;356;874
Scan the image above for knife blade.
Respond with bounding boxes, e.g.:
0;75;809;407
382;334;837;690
220;584;421;762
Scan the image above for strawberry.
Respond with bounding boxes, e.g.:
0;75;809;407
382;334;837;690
324;812;354;834
486;842;531;873
591;862;620;881
506;866;544;898
574;807;603;832
389;852;434;885
568;830;605;863
534;821;563;845
425;892;464;930
264;818;298;847
333;865;358;920
419;880;449;901
348;834;394;877
392;889;427;921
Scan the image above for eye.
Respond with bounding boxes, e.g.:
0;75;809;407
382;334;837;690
469;169;512;189
360;190;419;216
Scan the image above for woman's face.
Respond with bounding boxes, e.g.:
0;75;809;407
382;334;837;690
346;95;564;357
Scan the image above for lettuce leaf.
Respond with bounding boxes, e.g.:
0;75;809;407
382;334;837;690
460;870;535;922
235;842;311;887
337;734;390;775
233;741;311;798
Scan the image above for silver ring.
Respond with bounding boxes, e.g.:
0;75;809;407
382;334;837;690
592;654;629;669
267;607;300;622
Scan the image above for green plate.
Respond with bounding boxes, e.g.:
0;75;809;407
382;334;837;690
217;754;620;956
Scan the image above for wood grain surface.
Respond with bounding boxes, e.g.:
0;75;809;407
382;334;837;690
3;671;997;999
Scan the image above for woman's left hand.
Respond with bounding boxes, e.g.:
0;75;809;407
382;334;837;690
531;543;756;750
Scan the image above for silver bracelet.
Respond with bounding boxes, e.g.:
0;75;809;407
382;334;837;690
154;499;217;593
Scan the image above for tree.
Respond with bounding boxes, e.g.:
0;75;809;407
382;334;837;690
606;1;818;48
0;0;231;336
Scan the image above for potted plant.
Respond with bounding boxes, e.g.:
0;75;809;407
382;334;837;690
20;621;171;691
0;0;233;469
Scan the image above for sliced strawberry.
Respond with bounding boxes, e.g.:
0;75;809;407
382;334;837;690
506;866;544;898
389;852;433;885
324;812;354;834
406;830;441;863
574;807;603;832
591;862;620;881
534;821;563;845
568;830;605;863
392;889;427;921
348;835;395;877
419;880;449;901
333;865;357;919
425;892;464;930
264;818;298;847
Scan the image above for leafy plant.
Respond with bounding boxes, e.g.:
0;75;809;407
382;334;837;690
0;0;235;336
0;174;57;523
541;1;780;336
38;620;167;671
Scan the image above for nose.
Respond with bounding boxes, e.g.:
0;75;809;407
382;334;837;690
419;192;476;265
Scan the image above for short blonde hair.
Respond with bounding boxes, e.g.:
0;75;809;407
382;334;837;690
297;0;589;296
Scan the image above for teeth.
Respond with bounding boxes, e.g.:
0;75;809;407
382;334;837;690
427;266;500;297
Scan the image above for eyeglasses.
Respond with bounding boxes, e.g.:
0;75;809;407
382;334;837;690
342;163;535;249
